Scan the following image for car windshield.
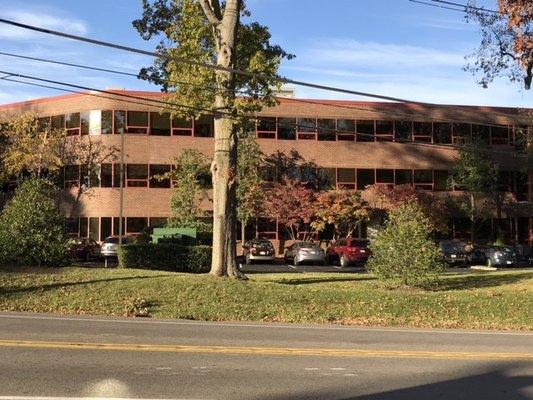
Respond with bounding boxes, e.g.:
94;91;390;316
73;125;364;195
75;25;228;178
297;242;317;248
350;240;368;248
104;237;119;244
441;243;462;252
251;241;272;249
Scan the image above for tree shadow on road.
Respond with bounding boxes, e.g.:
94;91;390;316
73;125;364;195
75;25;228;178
434;271;532;291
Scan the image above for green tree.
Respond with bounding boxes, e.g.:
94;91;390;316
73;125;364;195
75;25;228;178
448;136;498;240
0;113;66;179
367;203;444;288
163;149;212;230
236;134;265;242
133;0;293;278
0;178;70;267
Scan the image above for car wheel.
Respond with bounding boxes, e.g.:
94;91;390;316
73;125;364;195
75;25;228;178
293;256;299;267
340;254;348;268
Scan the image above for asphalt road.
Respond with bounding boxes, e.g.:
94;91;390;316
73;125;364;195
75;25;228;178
0;312;532;400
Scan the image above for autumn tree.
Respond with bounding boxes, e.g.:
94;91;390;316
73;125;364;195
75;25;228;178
311;189;369;240
363;183;449;232
133;0;293;278
264;178;317;241
236;134;265;242
465;0;532;89
0;113;66;180
161;149;212;231
448;136;498;240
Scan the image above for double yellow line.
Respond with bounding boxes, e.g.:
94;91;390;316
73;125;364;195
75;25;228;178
0;339;532;360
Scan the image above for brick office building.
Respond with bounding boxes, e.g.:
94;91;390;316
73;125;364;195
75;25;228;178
0;90;531;248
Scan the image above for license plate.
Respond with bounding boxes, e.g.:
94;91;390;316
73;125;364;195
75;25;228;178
360;249;366;253
506;261;512;264
260;251;266;255
451;254;456;258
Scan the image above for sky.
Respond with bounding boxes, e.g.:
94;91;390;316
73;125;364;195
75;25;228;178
0;0;531;108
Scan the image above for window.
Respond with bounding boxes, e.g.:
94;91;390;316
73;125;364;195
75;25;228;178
127;217;148;234
375;121;394;141
126;164;148;187
257;117;276;139
357;169;375;190
395;169;413;185
356;120;374;142
278;118;296;140
434;170;449;191
66;218;79;235
317;119;336;141
472;124;490;143
394;121;412;142
64;165;80;188
337;119;355;141
433;122;452;144
150;112;170;136
65;113;81;136
100;218;112;242
376;169;394;187
80;111;90;135
515;171;528;201
113;164;124;187
491;125;509;145
113;217;125;236
318;168;336;190
172;116;193;136
414;170;433;190
497;171;512;192
51;115;64;131
101;111;113;134
81;164;100;188
114;111;126;134
79;218;88;238
337;168;356;189
37;117;51;131
297;118;316;140
89;217;99;242
101;164;113;188
127;111;149;134
150;217;168;228
413;122;432;142
452;123;471;143
194;115;214;137
149;164;171;188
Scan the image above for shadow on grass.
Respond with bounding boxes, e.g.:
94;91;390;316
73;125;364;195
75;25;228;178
0;274;174;296
434;271;532;291
273;276;377;286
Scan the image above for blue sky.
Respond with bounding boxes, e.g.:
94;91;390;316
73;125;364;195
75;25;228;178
0;0;531;107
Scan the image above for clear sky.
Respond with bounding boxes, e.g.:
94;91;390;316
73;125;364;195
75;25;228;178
0;0;531;107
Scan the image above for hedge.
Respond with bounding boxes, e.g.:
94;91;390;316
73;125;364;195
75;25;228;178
117;243;211;273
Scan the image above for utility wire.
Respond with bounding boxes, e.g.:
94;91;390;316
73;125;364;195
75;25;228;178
0;51;525;127
430;0;500;14
408;0;467;13
0;16;452;106
1;74;526;157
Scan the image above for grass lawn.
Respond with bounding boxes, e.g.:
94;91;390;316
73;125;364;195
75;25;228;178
0;266;531;330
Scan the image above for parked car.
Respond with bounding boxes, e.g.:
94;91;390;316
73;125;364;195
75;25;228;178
465;246;488;265
485;246;517;267
439;240;467;266
326;238;371;268
69;237;101;261
512;244;533;267
284;242;325;266
100;236;132;259
242;238;276;264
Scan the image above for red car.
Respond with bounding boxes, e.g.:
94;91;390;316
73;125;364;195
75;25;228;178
326;238;371;267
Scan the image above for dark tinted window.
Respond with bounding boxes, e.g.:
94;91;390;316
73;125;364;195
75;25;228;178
150;112;170;136
278;118;296;140
357;169;375;190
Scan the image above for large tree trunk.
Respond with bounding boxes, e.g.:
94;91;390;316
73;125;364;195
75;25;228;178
203;0;246;279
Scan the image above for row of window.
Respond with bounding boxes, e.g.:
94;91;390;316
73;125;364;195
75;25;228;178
39;110;529;147
61;163;528;197
66;216;531;245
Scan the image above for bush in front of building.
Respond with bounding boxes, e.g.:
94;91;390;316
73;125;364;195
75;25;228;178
117;243;211;273
0;178;70;267
367;202;444;288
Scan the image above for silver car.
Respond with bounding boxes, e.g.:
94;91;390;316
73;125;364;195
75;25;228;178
100;236;131;258
284;242;326;266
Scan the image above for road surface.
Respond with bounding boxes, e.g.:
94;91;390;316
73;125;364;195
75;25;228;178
0;312;531;399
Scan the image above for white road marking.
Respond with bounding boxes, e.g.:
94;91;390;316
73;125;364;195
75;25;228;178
304;368;319;371
0;313;530;336
331;367;345;371
155;367;171;370
343;373;357;376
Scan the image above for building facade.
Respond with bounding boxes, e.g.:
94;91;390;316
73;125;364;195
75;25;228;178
1;90;531;249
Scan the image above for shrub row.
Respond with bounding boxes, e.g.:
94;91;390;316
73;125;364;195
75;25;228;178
117;243;211;273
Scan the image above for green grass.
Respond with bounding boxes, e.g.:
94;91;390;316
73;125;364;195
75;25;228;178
0;266;531;330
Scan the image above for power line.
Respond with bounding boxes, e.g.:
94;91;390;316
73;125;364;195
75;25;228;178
0;51;525;127
1;73;525;157
408;0;467;13
430;0;500;14
0;16;449;106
